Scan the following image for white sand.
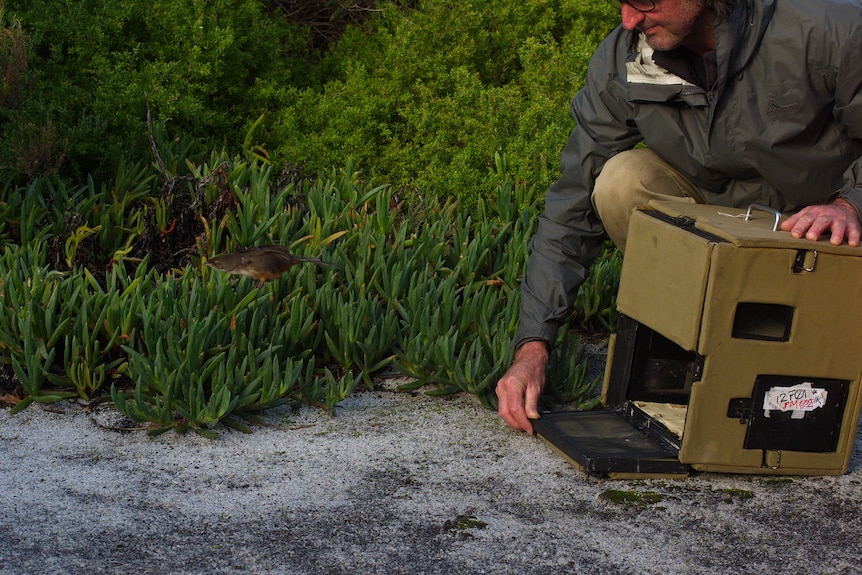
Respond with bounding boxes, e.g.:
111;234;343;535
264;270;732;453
0;385;860;575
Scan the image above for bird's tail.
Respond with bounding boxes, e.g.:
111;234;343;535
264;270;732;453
298;256;340;269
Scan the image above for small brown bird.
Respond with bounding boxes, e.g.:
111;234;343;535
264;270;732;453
206;245;338;284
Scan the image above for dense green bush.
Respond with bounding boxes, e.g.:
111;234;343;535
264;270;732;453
269;0;618;207
2;0;618;206
1;0;306;181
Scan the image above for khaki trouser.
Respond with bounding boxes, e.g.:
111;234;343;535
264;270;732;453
591;148;716;253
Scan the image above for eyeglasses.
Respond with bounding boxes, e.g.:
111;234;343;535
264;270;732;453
605;0;657;13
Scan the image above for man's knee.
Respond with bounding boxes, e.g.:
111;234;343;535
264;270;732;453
592;149;696;252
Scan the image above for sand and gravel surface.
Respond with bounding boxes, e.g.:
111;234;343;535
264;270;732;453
1;382;860;575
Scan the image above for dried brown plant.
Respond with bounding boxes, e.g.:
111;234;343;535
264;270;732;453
0;2;27;108
12;119;66;179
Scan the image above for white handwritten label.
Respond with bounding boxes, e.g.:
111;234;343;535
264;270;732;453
763;382;828;420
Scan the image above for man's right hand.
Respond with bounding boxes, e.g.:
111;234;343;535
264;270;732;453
780;198;861;246
496;340;550;434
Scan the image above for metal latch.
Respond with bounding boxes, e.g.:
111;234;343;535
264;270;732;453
792;249;818;273
761;449;782;470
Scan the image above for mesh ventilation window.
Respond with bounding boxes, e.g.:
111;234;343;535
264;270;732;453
731;303;794;342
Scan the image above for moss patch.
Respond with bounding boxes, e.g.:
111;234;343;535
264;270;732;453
599;489;664;507
720;487;754;501
442;511;488;534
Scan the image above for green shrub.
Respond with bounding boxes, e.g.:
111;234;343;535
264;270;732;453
269;0;618;208
2;0;618;204
0;149;610;433
2;0;307;181
0;0;624;433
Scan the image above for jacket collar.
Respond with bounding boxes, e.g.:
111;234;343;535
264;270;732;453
715;0;774;81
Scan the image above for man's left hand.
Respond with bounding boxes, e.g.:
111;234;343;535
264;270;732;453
780;198;861;247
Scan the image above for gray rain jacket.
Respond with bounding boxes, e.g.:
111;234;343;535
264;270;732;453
515;0;862;348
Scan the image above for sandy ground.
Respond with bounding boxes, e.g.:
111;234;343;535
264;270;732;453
0;381;860;575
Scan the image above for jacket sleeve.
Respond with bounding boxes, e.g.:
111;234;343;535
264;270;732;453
832;20;862;220
513;31;642;349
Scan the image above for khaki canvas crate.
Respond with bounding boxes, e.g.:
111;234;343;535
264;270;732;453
536;200;862;477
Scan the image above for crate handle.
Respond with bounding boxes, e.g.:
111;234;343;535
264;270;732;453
743;203;781;232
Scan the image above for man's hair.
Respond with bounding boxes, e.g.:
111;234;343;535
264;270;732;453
707;0;742;22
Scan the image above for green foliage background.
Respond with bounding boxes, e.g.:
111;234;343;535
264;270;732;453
270;0;617;205
3;0;617;205
0;0;622;433
2;0;306;180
